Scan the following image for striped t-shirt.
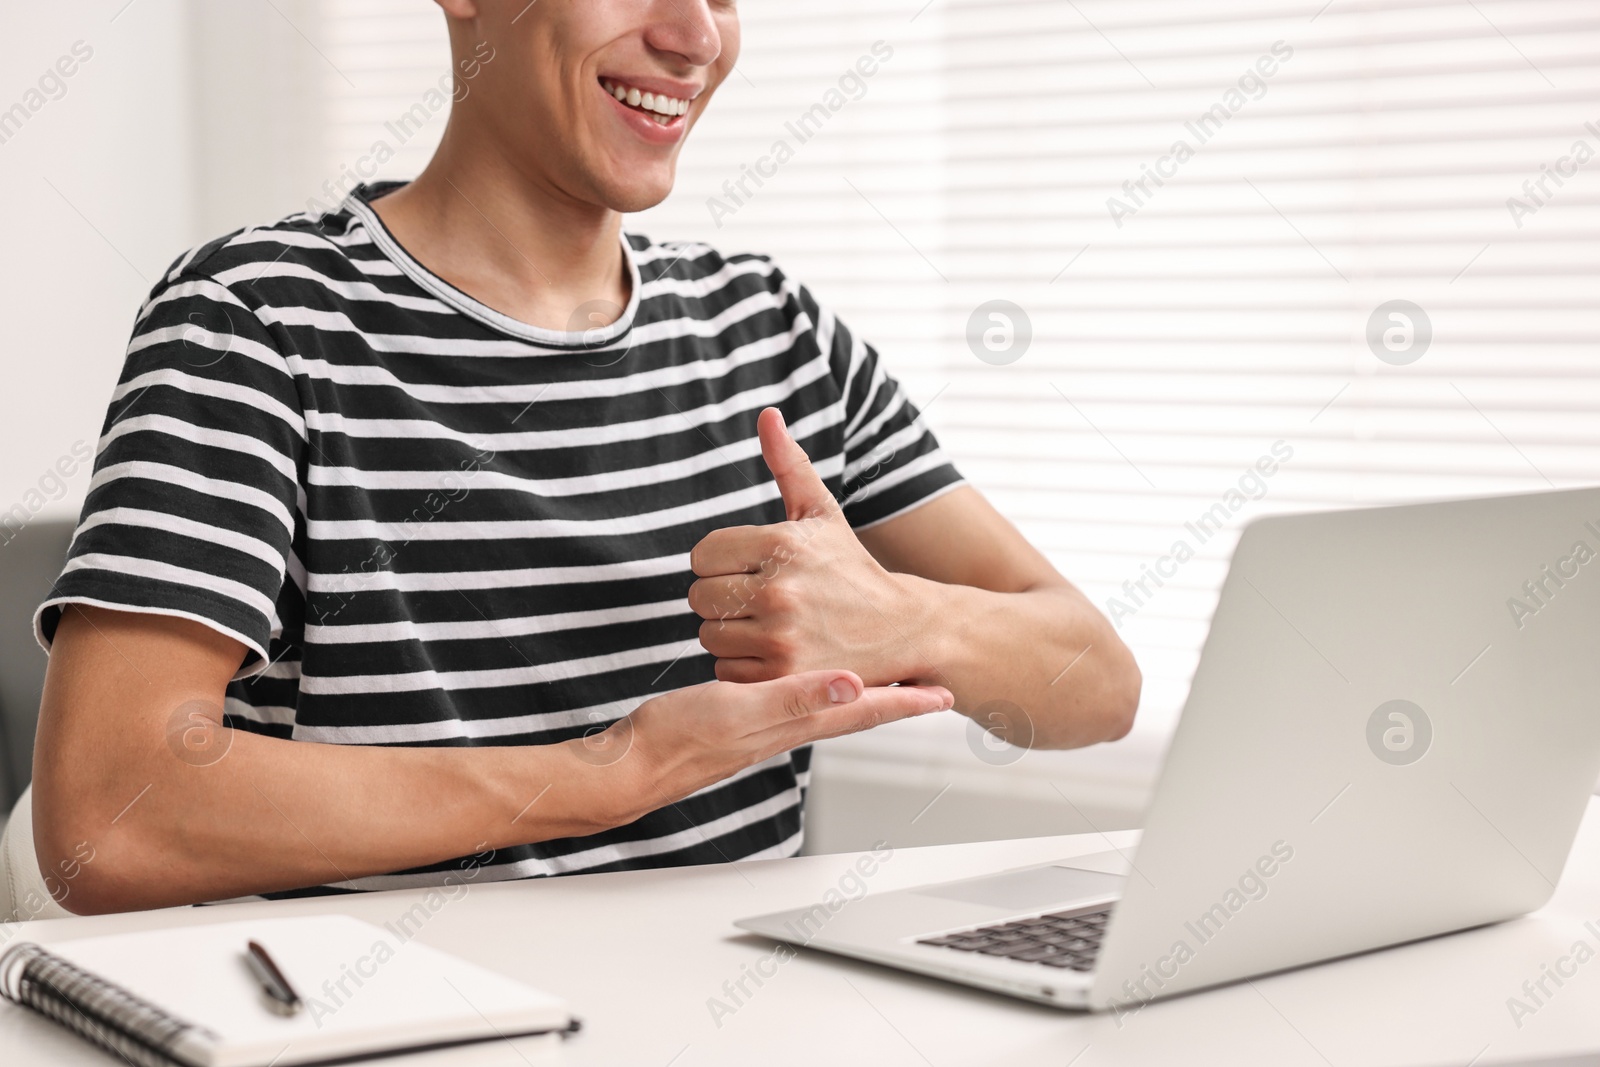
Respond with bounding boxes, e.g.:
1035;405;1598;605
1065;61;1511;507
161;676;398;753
37;181;962;895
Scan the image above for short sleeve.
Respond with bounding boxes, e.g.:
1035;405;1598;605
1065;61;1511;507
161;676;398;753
35;266;306;677
799;285;964;529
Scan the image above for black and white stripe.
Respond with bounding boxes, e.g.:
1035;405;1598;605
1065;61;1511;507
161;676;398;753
37;181;962;895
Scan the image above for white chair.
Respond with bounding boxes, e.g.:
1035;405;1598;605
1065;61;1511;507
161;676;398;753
0;785;71;923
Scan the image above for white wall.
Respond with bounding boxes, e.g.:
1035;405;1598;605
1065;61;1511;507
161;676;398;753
0;0;199;527
185;0;325;237
0;0;334;528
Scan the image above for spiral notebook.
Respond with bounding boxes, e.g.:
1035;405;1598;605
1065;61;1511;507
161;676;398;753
0;915;572;1067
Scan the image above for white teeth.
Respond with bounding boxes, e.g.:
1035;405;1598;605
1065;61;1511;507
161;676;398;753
603;79;690;120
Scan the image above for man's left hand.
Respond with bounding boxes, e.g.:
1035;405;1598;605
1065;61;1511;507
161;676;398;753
687;408;919;685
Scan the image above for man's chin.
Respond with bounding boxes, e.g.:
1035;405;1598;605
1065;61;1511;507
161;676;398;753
601;173;677;215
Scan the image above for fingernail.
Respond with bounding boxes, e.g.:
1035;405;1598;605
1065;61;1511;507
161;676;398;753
828;679;857;704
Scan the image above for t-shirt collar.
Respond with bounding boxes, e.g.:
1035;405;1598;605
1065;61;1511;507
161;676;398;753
343;180;641;350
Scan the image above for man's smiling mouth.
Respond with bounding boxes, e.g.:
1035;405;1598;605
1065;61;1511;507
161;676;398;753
600;78;690;126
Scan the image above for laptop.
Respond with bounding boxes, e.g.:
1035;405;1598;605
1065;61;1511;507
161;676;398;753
737;487;1600;1014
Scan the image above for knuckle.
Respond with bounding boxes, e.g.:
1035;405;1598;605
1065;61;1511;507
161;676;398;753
763;633;800;674
776;525;806;556
782;688;814;720
755;536;790;573
718;576;745;606
762;581;793;613
736;576;766;609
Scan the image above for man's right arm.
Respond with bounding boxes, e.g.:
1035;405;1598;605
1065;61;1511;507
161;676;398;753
32;604;952;914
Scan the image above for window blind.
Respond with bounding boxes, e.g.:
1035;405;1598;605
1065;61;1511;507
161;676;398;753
316;1;456;207
312;0;1600;805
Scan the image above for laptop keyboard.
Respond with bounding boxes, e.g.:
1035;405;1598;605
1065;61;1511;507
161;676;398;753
914;907;1111;971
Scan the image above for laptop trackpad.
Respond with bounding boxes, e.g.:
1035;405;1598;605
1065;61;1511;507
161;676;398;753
911;866;1125;911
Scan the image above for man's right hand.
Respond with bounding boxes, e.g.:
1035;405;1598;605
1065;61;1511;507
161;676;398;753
580;672;953;817
31;605;950;914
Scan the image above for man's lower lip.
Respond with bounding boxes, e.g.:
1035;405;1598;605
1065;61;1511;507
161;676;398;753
602;84;685;141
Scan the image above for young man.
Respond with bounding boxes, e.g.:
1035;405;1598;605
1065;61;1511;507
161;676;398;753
30;0;1139;913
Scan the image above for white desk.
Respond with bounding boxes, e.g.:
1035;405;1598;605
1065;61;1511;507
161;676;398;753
5;800;1600;1067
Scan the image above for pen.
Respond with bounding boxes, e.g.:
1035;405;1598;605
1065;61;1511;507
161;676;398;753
245;940;303;1016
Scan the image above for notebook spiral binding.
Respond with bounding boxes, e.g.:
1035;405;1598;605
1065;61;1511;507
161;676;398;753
0;941;211;1067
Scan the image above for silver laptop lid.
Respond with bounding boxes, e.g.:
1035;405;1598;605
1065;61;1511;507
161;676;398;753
1091;487;1600;1013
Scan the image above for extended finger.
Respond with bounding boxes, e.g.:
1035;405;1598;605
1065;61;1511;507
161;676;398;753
773;683;955;747
733;669;869;731
732;669;953;730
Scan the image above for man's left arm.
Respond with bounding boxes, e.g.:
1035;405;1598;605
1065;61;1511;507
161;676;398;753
690;408;1141;749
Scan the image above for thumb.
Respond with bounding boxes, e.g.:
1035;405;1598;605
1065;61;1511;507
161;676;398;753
758;407;839;521
783;670;865;716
